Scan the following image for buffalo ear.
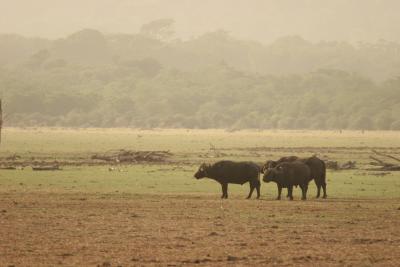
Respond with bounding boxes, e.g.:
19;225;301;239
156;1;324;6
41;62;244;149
200;163;210;171
199;163;205;171
260;166;265;174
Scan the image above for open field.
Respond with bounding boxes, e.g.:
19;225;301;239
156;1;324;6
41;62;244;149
1;128;400;167
0;128;399;266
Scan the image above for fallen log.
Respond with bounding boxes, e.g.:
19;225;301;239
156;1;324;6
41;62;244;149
366;166;400;171
91;155;115;161
341;161;356;169
92;149;172;163
325;160;356;170
369;151;400;171
32;165;61;171
0;166;17;170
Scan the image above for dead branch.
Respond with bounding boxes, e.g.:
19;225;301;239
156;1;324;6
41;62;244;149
368;151;400;171
372;149;400;163
369;156;393;167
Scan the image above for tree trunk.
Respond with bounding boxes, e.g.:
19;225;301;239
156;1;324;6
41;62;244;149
0;99;2;146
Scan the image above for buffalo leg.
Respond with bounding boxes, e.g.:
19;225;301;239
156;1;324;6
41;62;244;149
315;180;321;198
322;183;327;199
305;183;309;198
299;185;305;200
300;184;307;200
316;185;321;198
255;181;261;199
288;185;294;200
247;183;255;199
221;183;228;199
276;185;282;200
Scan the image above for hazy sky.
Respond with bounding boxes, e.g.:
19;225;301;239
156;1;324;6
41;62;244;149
1;0;400;43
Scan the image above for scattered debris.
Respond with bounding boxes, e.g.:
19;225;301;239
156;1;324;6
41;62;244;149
59;253;73;257
325;161;338;170
325;160;356;170
97;262;111;267
370;172;390;176
5;166;24;170
108;167;127;172
5;154;21;161
368;149;400;171
372;149;400;162
341;161;357;169
227;255;239;261
92;149;172;163
0;166;17;170
31;165;61;171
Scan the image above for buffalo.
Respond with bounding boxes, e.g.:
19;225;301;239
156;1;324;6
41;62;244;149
261;156;299;173
262;155;327;198
303;156;327;198
194;161;261;199
263;161;311;200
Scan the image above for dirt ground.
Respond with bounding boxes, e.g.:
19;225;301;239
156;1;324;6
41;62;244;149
1;193;399;266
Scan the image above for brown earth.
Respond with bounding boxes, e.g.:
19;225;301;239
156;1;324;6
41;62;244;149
0;193;399;266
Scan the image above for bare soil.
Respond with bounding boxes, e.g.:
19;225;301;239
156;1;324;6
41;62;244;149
1;193;399;266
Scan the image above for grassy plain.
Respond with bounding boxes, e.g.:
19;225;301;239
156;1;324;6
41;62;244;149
2;128;400;153
0;128;399;266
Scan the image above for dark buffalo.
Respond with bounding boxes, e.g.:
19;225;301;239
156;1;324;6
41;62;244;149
263;161;311;200
303;156;327;198
261;156;299;173
261;155;327;198
194;161;261;199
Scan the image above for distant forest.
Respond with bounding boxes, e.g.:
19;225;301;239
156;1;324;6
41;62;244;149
1;27;400;130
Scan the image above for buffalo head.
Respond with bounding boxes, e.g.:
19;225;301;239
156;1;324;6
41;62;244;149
263;164;284;183
194;163;210;179
261;160;278;174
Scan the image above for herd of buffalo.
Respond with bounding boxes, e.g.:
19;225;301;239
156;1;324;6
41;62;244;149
194;156;327;200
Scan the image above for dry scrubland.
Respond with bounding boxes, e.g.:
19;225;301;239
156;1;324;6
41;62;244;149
0;128;399;266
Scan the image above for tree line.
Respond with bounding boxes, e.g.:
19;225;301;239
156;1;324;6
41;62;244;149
0;28;399;130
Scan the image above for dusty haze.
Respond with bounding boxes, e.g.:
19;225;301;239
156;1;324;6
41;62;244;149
1;2;400;266
1;0;400;42
1;0;400;130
